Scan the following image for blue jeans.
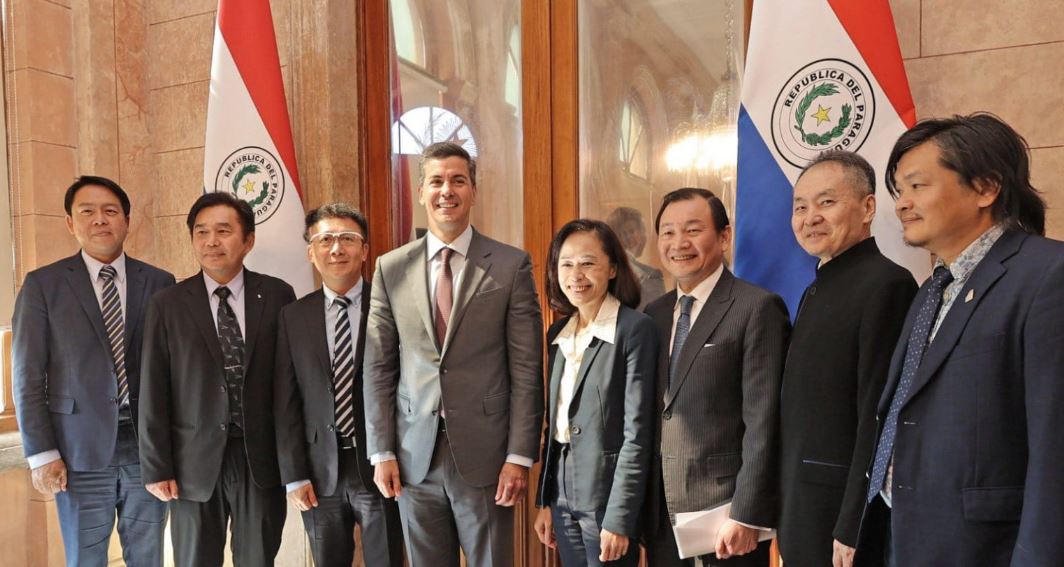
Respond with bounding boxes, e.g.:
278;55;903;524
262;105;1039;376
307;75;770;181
549;446;640;567
54;422;167;567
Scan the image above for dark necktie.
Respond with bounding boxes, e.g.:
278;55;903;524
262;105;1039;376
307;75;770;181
99;265;128;405
434;247;454;348
214;286;246;430
668;295;696;392
332;296;356;438
867;266;955;501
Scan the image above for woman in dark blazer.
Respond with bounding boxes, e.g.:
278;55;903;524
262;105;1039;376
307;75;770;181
533;219;659;566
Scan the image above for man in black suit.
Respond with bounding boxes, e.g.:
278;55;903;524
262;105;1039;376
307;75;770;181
139;192;295;567
643;188;790;567
274;203;404;567
14;176;174;566
856;113;1064;566
777;151;916;567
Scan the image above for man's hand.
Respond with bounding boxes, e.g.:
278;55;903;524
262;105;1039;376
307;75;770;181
534;507;556;549
374;460;403;499
288;484;319;512
833;539;855;567
599;529;630;562
494;462;528;506
145;479;179;502
714;520;758;560
31;459;67;495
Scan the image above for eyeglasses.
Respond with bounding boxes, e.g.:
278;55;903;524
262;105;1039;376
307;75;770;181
309;231;365;248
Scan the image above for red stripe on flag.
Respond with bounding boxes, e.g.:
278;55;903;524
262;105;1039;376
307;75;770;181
827;0;916;128
218;0;303;197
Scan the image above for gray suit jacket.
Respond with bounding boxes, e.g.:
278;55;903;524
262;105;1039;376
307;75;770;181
363;229;544;487
535;304;658;537
644;268;789;532
13;252;174;471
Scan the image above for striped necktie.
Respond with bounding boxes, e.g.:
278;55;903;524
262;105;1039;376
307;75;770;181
332;296;356;438
98;265;128;405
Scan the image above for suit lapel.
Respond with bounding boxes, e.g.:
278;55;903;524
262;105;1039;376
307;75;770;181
666;271;735;407
568;339;605;416
301;289;332;378
242;271;265;369
184;273;225;370
407;240;437;352
878;300;920;415
649;292;677;412
353;282;371;374
124;258;148;352
443;231;492;355
547;343;566;428
902;232;1021;407
64;254;111;354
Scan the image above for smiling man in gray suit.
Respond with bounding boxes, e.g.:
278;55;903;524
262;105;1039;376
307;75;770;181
14;176;175;567
363;142;544;567
643;188;790;567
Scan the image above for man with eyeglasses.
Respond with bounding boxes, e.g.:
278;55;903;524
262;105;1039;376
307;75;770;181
274;203;404;567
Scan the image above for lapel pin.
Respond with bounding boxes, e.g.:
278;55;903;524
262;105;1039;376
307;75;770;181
257;293;262;299
964;289;974;303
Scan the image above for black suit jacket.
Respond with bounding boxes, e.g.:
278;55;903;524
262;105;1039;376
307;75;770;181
274;284;377;496
139;270;296;502
643;269;790;536
855;230;1064;567
13;253;174;471
777;239;916;565
534;303;658;537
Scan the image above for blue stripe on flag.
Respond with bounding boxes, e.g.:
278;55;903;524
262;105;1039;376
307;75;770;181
734;105;816;320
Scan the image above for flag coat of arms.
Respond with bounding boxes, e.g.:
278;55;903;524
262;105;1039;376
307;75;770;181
203;0;313;296
735;0;929;317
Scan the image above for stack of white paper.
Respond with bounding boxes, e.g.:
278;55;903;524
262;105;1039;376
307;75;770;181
672;501;776;559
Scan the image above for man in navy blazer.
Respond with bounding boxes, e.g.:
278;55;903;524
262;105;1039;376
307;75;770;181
856;113;1064;566
13;176;175;566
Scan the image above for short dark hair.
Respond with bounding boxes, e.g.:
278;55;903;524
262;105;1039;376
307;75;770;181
885;112;1046;235
654;187;730;233
64;175;131;217
303;202;369;242
186;192;256;238
547;219;641;315
606;206;644;230
419;142;476;187
798;150;876;196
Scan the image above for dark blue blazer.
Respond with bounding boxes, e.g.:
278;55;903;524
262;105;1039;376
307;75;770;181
856;230;1064;567
13;252;175;471
535;303;658;538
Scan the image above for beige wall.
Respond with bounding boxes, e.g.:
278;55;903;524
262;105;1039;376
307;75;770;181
890;0;1064;239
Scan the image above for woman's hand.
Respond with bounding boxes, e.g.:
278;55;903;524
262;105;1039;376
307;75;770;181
599;529;629;562
534;507;556;549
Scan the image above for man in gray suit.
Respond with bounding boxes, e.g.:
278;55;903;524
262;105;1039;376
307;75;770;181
363;142;544;566
607;206;666;308
13;176;175;566
643;188;790;567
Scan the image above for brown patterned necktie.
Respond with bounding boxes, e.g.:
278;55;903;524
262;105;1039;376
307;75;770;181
434;247;453;348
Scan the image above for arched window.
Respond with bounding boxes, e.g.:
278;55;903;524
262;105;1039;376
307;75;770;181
619;96;650;179
391;106;479;157
391;0;425;67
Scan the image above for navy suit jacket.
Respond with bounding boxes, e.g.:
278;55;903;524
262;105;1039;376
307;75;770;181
856;230;1064;567
13;252;175;471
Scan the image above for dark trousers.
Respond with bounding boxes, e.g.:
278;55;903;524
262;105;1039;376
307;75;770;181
549;445;640;567
55;422;166;567
397;426;514;567
301;446;404;567
647;482;770;567
853;495;893;567
169;438;286;567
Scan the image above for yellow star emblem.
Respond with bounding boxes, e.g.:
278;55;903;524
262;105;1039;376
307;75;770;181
811;105;832;126
242;179;256;195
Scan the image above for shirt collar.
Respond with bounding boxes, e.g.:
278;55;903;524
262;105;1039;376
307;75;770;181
552;293;620;345
675;263;724;310
82;250;127;284
426;225;474;261
934;224;1005;282
203;269;246;301
323;278;364;308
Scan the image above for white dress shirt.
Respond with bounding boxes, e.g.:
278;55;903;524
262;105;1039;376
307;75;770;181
26;252;130;469
287;280;365;493
204;270;246;340
552;294;619;443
